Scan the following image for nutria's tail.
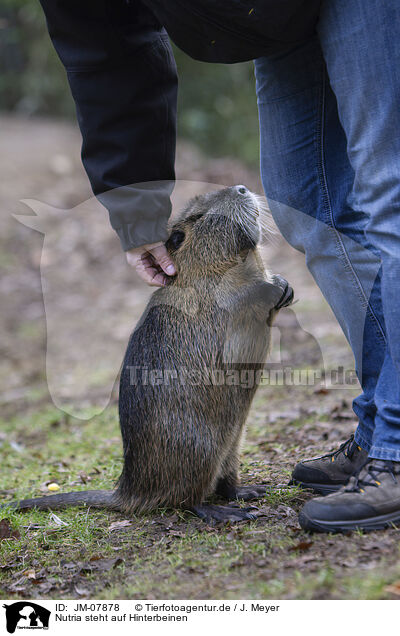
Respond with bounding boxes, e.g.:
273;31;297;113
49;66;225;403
1;490;118;511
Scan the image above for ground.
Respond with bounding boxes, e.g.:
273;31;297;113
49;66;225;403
1;115;400;600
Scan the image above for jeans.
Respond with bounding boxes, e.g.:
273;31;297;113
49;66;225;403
255;0;400;460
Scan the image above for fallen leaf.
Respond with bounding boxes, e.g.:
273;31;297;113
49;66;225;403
385;581;400;598
289;540;314;552
167;530;186;537
48;483;60;492
109;520;132;532
0;519;20;541
49;512;69;527
32;577;46;585
23;569;36;579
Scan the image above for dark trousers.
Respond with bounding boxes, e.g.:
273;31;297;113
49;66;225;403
40;0;178;250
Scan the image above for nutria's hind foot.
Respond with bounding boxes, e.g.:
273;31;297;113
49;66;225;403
190;503;259;524
215;477;272;502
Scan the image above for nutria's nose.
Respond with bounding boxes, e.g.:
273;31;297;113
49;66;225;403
235;185;248;195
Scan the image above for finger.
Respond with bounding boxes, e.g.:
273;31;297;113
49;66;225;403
137;254;168;287
125;245;170;287
147;271;169;287
148;244;176;276
140;265;168;286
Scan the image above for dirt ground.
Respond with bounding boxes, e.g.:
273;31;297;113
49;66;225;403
1;114;400;600
0;114;351;415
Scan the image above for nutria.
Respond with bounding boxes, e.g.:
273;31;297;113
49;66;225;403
3;186;293;523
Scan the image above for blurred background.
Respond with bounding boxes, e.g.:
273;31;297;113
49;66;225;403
0;0;260;166
0;0;352;417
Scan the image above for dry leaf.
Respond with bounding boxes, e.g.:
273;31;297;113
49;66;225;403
0;519;20;541
385;581;400;598
109;520;132;532
23;569;36;579
289;540;314;552
49;512;69;527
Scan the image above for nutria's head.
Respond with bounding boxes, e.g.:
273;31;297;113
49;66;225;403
166;186;265;280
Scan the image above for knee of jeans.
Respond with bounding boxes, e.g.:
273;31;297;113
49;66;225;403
353;164;400;213
363;200;400;260
266;199;316;253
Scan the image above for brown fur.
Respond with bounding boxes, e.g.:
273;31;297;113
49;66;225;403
4;186;293;523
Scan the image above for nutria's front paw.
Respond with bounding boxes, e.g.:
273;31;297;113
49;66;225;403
271;275;294;309
190;503;259;524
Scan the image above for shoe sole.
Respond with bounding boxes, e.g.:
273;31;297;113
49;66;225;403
299;508;400;533
289;479;343;496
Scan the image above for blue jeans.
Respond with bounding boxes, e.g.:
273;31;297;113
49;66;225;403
255;0;400;460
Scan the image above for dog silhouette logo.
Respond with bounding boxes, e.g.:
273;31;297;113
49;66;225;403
3;602;50;633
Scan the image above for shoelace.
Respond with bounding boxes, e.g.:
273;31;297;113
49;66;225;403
320;435;360;463
344;459;400;493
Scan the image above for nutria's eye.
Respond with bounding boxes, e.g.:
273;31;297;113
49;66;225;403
166;230;185;251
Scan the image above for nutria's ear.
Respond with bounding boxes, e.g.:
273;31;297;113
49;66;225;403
165;230;185;251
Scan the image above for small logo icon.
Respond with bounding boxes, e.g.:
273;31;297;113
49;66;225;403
3;602;50;634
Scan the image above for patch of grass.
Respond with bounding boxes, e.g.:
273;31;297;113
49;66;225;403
1;404;400;599
0;406;122;502
260;485;303;507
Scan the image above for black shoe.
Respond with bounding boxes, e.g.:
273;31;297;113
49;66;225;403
290;435;368;495
299;459;400;533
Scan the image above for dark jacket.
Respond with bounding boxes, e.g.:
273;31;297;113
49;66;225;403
144;0;321;63
40;0;177;251
40;0;320;250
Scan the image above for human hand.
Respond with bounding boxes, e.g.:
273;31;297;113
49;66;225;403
126;241;176;287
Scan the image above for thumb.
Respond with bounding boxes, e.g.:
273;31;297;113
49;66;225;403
148;244;176;276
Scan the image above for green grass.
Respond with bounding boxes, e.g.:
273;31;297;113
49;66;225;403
1;404;400;599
